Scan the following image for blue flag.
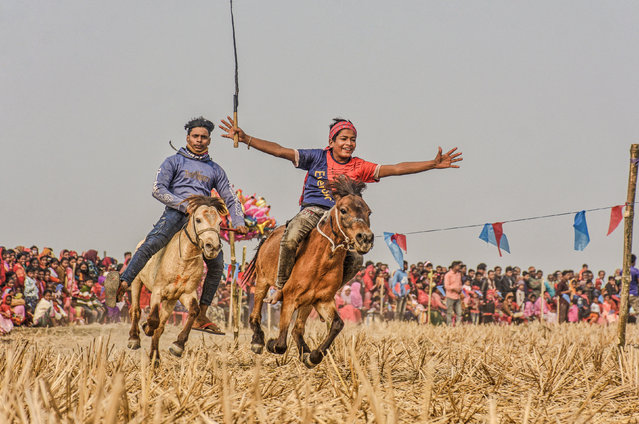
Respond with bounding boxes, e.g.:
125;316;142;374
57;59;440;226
384;232;404;268
478;223;510;255
573;211;590;251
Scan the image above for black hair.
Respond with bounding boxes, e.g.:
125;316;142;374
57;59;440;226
329;118;353;141
632;254;636;265
43;289;52;296
185;116;215;135
26;266;38;274
477;263;487;271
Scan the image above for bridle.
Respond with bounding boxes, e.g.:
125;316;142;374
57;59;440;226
179;209;221;259
316;207;366;253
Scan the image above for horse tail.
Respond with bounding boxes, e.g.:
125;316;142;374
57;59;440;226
243;236;268;285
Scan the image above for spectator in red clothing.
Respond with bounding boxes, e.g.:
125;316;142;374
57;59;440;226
444;261;463;326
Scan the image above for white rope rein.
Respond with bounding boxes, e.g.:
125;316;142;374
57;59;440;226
316;208;353;253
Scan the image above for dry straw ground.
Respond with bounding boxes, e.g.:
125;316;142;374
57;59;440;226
1;321;639;423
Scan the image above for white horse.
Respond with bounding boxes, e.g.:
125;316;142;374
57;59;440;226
125;195;227;363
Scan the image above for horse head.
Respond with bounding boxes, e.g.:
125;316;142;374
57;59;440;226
329;175;374;254
184;195;228;259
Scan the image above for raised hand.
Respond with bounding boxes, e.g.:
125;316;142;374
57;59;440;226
219;116;248;144
433;147;463;169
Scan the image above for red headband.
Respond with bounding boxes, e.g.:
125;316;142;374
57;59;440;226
328;121;357;142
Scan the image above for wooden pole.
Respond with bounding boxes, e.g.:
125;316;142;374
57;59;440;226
617;144;639;348
540;276;545;323
427;271;434;324
380;276;385;322
233;246;246;342
228;230;237;332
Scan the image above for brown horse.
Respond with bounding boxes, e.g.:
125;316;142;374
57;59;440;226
125;195;227;363
246;176;374;368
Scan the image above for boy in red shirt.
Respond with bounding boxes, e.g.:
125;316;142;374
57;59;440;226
219;117;462;303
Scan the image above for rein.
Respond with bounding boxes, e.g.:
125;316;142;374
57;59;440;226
316;208;355;253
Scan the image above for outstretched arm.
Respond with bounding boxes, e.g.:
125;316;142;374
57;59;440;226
219;117;296;163
378;147;463;178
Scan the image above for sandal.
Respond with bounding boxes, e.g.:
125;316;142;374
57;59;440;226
192;321;225;335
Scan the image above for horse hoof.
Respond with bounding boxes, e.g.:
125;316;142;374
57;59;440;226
302;353;317;369
169;343;184;358
142;323;153;337
309;350;324;365
251;343;264;354
127;338;141;350
266;339;287;355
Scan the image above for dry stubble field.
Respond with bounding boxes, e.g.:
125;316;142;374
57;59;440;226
1;320;639;423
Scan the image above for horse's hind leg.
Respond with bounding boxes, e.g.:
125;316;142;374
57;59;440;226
266;297;296;355
292;304;313;358
249;277;269;354
127;277;143;349
169;293;200;358
150;299;175;366
304;301;344;368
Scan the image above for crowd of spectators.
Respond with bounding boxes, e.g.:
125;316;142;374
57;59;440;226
0;245;134;334
1;244;636;335
332;260;634;327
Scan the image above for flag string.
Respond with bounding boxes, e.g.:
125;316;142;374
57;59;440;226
375;202;633;237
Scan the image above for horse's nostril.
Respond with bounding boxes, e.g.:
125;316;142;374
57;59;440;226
356;232;373;244
205;243;213;251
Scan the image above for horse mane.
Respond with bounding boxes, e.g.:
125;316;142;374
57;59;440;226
182;195;228;216
328;175;366;198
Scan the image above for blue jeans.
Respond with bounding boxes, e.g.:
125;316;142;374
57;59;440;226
121;206;224;306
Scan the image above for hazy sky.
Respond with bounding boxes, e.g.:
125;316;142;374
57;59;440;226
2;1;638;274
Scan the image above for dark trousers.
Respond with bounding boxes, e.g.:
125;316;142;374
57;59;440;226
121;206;224;306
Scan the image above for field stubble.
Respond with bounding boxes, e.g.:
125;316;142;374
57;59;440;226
0;321;638;423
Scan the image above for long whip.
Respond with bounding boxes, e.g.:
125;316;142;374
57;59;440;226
230;0;240;148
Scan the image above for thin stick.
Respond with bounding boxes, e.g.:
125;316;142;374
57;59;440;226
230;0;240;148
617;144;639;347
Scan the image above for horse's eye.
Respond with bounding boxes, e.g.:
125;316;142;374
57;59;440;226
195;218;202;223
340;208;347;214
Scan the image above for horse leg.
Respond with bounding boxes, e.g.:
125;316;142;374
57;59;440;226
169;294;200;358
266;297;296;355
142;291;162;337
292;304;313;359
149;299;175;366
304;301;344;368
249;277;269;354
127;277;143;349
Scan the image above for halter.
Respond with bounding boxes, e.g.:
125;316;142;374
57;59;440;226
179;212;221;259
316;207;356;253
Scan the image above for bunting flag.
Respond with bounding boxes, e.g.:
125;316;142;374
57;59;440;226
478;223;510;256
573;210;590;251
224;263;240;281
607;205;624;236
384;232;404;268
390;233;407;253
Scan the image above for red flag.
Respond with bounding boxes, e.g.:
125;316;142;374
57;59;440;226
492;222;504;257
390;233;407;253
607;205;624;236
